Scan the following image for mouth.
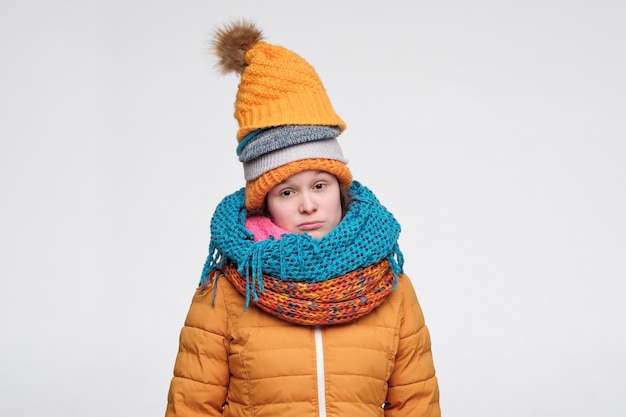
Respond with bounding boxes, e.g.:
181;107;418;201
298;221;324;231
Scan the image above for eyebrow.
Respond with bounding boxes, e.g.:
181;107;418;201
278;170;329;186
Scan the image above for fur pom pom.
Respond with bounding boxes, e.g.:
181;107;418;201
212;20;263;75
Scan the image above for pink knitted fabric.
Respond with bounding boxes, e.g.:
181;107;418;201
245;216;290;242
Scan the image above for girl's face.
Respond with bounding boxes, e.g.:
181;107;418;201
266;170;343;239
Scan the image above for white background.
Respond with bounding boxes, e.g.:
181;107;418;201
1;1;625;416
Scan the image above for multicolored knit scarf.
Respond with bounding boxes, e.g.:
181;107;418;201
215;259;395;325
200;181;404;324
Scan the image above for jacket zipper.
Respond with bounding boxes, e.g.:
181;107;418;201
314;325;326;417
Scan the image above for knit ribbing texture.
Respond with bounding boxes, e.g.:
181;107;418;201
216;259;396;325
238;125;341;162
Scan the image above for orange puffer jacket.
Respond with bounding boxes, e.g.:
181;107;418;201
165;273;440;417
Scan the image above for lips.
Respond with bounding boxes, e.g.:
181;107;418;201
298;221;323;231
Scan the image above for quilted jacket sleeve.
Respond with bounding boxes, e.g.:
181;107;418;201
385;275;441;417
165;281;230;417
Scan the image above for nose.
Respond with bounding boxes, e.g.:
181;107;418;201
299;192;317;214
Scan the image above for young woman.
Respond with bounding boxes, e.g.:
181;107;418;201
164;20;440;417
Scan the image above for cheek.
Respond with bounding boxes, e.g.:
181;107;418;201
328;196;344;225
267;202;293;229
333;203;344;224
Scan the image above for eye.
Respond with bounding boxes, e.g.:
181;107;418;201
281;189;293;197
313;182;325;190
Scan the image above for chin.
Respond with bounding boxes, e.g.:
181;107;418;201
307;231;327;240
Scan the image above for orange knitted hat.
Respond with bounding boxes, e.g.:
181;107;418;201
212;20;352;210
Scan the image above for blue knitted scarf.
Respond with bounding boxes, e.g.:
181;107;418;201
200;181;404;307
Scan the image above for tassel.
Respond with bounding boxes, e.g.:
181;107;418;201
199;239;221;286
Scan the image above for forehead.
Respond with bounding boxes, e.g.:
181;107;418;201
280;170;336;184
